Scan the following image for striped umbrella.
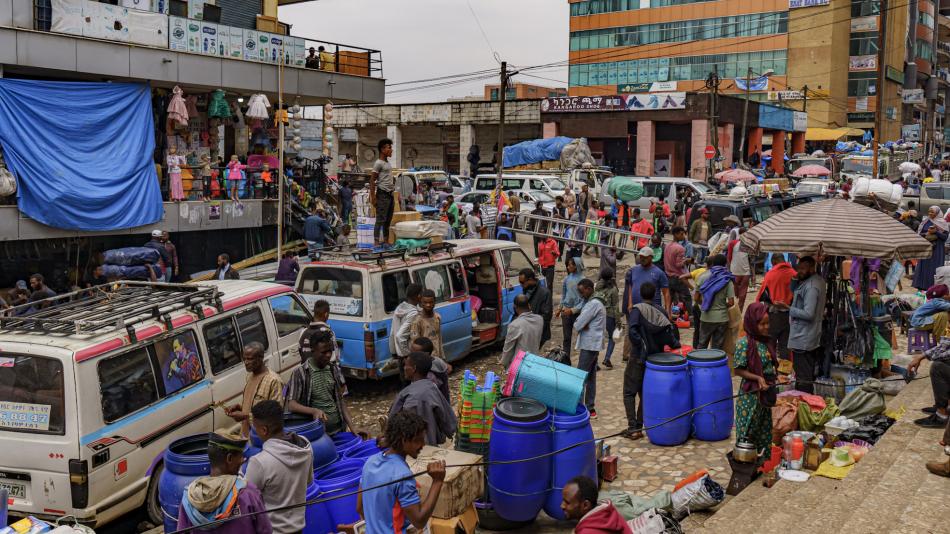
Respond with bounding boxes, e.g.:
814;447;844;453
739;198;933;260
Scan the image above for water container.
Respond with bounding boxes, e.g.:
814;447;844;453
343;439;383;460
314;458;366;528
249;415;338;470
331;432;362;457
687;349;734;441
644;353;692;446
543;405;596;520
488;397;552;522
159;434;211;533
304;480;334;534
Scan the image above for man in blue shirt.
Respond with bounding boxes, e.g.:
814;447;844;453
623;246;671;317
574;278;606;419
304;208;332;259
358;411;446;534
556;257;585;364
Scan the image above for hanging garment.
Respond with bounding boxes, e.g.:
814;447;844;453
185;94;199;117
231;101;246;128
167;86;189;127
207;89;232;119
246;94;270;120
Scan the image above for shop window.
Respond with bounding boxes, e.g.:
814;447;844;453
98;347;159;423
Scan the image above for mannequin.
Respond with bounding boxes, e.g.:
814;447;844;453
227;155;245;201
167;146;186;201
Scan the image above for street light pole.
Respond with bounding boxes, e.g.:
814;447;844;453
739;67;752;166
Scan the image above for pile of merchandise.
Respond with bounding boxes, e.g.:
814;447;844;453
455;370;500;456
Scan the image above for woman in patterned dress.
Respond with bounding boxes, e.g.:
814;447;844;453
734;302;778;455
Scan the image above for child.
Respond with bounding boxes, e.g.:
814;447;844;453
226;155;244;201
409;290;444;359
261;163;274;199
199;155;213;202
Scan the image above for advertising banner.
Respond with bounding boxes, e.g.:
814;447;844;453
168;16;187;51
200;21;217;56
849;55;877;71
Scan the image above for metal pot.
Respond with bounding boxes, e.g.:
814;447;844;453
734;441;759;463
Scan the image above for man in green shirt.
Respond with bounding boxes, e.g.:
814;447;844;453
694;254;735;351
285;326;353;434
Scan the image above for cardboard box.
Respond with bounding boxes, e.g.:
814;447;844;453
406;447;483;519
429;503;478;534
387;210;423;244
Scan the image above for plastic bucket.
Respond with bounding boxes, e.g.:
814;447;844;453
304;480;334;534
644;353;692;446
505;353;588;413
342;439;383;460
159;434;211;533
543;405;596;520
688;349;734;441
314;458;365;528
249;415;338;471
487;397;552;522
331;432;363;457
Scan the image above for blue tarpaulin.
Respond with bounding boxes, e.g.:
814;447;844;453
0;79;163;231
503;137;574;168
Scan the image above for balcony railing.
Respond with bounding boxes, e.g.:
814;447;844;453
29;0;382;78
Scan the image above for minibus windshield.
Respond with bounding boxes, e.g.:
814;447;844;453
0;354;65;435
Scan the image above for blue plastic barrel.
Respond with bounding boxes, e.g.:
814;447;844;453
159;434;212;533
488;397;552;522
343;439;383;460
543;405;596;520
304;480;335;534
644;353;692;446
314;458;366;528
688;349;734;441
331;432;362;457
250;415;338;470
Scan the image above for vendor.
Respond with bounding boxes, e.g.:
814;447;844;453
910;284;950;339
734;303;778;456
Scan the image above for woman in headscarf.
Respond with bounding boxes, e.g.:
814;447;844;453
913;206;949;291
734;302;778;456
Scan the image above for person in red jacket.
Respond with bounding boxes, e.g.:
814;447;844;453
757;258;797;359
537;236;560;291
562;476;631;534
629;208;654;250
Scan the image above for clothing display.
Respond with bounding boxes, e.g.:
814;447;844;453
167;153;187;201
246;93;271;120
208;89;232;119
185;94;199;117
167;86;189;127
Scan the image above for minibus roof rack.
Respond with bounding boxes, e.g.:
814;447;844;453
0;282;224;342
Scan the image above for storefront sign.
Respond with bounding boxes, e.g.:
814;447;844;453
758;104;795;131
849;55;877;71
541;96;627;112
793;111;808;132
649;81;678;92
0;401;51;431
767;91;803;101
850;16;878;32
200;21;217;56
886;107;898;120
168;16;187;51
399;105;452;123
617;83;651;93
902;89;925;104
789;0;830;8
886;66;904;84
855;97;869;112
902;124;921;142
623;92;686;110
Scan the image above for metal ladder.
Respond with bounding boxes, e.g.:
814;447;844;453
505;212;652;254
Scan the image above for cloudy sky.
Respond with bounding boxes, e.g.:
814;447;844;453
280;0;569;103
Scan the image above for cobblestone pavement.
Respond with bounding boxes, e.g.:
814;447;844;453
346;251;734;533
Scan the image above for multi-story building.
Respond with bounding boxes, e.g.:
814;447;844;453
566;0;939;151
484;82;567;101
0;0;383;284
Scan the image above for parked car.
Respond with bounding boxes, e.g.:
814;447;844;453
456;189;553;215
474;174;571;198
901;182;950;214
294;240;541;380
686;192;825;235
600;176;713;210
0;280;312;527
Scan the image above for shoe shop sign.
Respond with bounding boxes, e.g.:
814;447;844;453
541;92;686;113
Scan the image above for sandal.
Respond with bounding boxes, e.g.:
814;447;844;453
621;429;644;440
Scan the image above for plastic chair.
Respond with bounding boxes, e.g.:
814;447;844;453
908;329;937;353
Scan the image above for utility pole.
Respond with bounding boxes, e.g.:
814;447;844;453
872;0;887;179
739;66;752;166
277;40;285;258
802;85;808;113
705;65;720;181
496;61;508;191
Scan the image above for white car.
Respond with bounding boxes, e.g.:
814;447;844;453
456;189;554;214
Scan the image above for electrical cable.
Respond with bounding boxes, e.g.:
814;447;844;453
168;371;930;533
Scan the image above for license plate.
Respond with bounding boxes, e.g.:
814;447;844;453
0;480;26;499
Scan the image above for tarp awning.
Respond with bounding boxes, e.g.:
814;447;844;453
806;127;853;141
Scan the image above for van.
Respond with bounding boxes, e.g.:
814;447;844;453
0;281;312;527
294;240;539;380
473;174;571;198
600;177;713;210
686;192;824;235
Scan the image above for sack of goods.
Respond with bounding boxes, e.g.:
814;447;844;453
850;177;903;210
100;246;162;281
606;177;644;202
393;220;450;239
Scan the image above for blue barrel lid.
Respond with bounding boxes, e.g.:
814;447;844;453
687;349;727;362
496;397;548;422
646;352;686;366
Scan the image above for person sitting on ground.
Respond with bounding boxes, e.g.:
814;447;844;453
911;283;950;340
285;327;354;435
388;352;457;446
244;401;313;534
358;411;446;534
908;326;950;429
176;432;273;533
411;336;452;402
924;420;950;477
561;475;631;534
500;294;543;368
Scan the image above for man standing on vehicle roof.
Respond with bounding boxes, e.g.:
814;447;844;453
285;327;354;435
371;138;396;246
226;342;284;437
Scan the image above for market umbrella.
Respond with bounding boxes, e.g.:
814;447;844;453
791;164;831;177
715;168;756;183
739;198;933;260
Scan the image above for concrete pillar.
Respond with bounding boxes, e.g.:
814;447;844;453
771;131;786;174
636;121;655;176
459;124;475;177
386;125;402;169
543;121;559;139
328;125;340;176
690;119;709;180
791;131;806;155
720;123;735;168
747;127;764;159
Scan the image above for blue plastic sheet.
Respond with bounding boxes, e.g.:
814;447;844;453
0;80;163;231
503;137;574;168
102;247;161;266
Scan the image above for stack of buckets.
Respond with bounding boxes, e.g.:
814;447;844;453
643;349;734;447
485;397;597;523
456;370;500;456
159;424;383;534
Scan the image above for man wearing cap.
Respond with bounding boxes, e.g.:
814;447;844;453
144;230;172;280
623;246;671;319
689;208;712;264
177;432;272;533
